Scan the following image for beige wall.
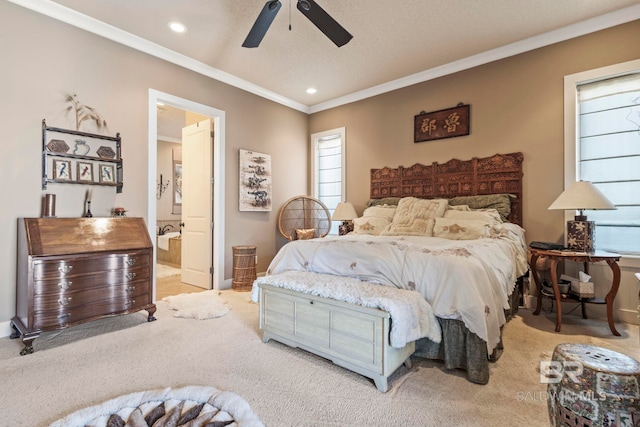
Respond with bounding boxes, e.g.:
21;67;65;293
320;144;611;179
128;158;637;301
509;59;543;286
309;20;640;324
0;1;638;330
310;20;640;245
0;2;308;326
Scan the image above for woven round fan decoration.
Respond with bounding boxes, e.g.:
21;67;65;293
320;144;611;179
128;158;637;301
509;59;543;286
277;195;331;241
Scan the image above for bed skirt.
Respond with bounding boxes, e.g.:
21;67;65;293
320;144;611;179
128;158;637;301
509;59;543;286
414;278;521;385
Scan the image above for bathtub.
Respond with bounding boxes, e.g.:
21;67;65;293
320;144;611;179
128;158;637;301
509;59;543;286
157;232;181;265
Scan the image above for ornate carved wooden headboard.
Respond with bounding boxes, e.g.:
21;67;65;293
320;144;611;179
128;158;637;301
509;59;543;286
370;152;524;226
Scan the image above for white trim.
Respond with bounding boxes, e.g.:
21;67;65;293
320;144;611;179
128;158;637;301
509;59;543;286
148;89;226;294
8;0;308;114
310;127;346;200
8;0;640;114
309;4;640;113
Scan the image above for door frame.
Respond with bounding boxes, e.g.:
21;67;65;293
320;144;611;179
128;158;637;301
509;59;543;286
148;89;226;298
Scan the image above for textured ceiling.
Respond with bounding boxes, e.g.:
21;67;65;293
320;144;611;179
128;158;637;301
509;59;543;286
13;0;640;112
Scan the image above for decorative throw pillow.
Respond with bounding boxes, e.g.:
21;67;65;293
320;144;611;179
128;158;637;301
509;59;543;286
367;197;401;207
353;216;391;235
443;208;502;224
295;228;315;240
448;194;515;222
447;204;471;211
380;197;448;236
361;205;397;221
432;217;495;240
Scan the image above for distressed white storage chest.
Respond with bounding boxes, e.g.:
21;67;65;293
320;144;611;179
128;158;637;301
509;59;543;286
259;284;414;392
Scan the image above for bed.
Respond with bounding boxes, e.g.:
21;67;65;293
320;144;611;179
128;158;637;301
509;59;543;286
255;152;527;384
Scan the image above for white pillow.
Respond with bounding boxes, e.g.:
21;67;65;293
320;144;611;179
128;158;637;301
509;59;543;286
443;208;502;224
380;197;448;236
352;204;397;235
361;205;397;221
433;217;498;240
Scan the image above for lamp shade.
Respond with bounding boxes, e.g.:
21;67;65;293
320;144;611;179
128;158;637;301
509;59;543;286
332;202;357;221
548;181;616;211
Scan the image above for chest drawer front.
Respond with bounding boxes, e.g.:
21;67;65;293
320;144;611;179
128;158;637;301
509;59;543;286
33;292;151;330
262;290;295;335
33;279;150;312
32;252;150;280
331;310;384;368
33;265;151;295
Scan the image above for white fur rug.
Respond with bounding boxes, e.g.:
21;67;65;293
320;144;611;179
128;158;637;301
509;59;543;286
162;290;230;320
49;385;264;427
156;264;181;279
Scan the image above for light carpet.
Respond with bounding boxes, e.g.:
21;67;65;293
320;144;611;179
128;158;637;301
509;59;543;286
49;385;264;427
162;290;230;320
156;264;181;279
1;291;638;426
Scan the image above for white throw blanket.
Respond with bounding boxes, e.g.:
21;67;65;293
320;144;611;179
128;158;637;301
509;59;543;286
252;271;441;348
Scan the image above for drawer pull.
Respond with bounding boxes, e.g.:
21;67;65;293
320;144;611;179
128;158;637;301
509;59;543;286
58;297;72;306
126;258;137;266
126;272;137;280
57;313;70;322
58;281;72;290
126;286;136;293
58;265;73;274
125;299;136;307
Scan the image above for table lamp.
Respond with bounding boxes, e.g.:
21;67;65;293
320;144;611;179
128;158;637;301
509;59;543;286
548;180;616;252
332;202;357;236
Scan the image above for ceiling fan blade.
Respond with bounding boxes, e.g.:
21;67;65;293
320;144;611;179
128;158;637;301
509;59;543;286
242;0;282;48
296;0;352;47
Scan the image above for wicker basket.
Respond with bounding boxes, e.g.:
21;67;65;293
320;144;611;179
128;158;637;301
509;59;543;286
232;246;257;292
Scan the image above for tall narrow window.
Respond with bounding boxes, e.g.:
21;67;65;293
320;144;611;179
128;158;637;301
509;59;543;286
311;128;346;235
566;63;640;255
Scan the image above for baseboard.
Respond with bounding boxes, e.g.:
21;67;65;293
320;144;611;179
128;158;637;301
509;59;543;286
0;319;12;339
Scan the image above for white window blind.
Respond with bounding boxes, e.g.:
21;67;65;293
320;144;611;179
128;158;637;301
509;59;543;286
312;129;345;235
577;72;640;254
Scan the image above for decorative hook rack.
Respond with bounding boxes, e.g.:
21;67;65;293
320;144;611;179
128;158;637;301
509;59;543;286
156;174;170;200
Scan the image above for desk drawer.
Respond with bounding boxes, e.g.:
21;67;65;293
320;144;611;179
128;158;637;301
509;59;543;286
32;252;150;280
33;265;150;296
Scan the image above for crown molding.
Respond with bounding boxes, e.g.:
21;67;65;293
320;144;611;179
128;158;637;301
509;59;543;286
309;3;640;113
8;0;640;115
7;0;310;114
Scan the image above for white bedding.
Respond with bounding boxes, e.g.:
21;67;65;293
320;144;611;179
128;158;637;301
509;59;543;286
263;223;528;353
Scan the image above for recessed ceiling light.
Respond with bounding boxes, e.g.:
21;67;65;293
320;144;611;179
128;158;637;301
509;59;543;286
168;21;186;33
306;88;317;94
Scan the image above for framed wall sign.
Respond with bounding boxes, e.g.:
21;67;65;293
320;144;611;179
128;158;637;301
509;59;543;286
414;103;470;143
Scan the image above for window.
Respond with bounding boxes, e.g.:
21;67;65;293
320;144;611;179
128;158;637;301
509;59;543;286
564;60;640;256
311;127;346;235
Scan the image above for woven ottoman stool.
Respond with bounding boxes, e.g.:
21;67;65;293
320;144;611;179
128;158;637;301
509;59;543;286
547;343;640;426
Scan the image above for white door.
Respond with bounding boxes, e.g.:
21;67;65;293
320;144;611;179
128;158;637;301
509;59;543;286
181;119;213;289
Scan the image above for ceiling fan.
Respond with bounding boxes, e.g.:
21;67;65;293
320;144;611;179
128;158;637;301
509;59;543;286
242;0;353;48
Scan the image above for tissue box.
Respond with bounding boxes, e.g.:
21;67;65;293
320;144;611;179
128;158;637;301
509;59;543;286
570;281;594;298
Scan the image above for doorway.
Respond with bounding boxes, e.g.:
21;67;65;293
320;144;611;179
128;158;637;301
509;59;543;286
148;89;226;301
